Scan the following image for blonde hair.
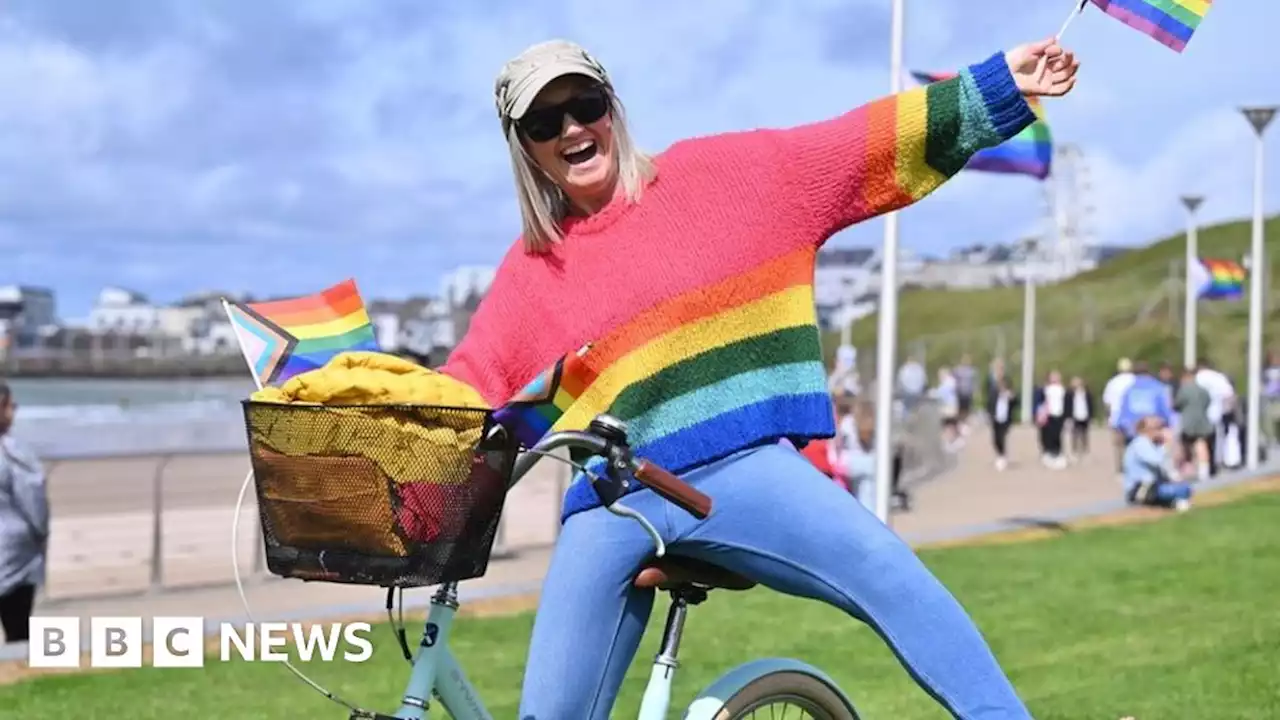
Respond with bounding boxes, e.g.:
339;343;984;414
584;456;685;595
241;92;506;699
506;86;656;254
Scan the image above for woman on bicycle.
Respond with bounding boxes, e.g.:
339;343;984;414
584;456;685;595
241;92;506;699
442;36;1079;719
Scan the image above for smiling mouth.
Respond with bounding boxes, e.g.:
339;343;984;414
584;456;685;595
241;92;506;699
562;140;598;166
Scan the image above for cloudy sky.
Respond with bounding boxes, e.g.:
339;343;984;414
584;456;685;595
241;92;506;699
0;0;1274;318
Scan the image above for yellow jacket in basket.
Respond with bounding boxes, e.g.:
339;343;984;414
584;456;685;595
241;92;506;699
249;351;490;484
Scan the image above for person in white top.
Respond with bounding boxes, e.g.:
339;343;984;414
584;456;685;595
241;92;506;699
1102;357;1137;473
1036;370;1067;469
1194;360;1235;471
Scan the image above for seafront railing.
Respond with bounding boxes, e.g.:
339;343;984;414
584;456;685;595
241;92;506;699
35;398;950;602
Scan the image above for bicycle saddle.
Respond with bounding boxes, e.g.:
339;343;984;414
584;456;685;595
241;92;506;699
633;555;757;592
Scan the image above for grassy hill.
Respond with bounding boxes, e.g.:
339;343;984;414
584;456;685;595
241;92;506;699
834;215;1280;394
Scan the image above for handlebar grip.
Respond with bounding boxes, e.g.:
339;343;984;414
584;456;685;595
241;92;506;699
632;459;712;520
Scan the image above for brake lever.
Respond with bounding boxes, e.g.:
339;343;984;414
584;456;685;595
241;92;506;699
605;501;666;558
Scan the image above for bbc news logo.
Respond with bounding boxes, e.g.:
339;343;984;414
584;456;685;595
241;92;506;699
28;617;374;668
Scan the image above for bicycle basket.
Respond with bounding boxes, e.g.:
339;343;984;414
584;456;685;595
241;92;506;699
242;401;518;588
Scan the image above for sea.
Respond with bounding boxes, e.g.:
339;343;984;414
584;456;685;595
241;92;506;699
6;377;260;459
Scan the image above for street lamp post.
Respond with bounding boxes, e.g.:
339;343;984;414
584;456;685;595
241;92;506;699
1242;106;1275;470
1181;195;1204;370
872;0;906;524
1021;269;1036;424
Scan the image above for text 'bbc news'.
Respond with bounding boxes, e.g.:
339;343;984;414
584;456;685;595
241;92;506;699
27;617;374;668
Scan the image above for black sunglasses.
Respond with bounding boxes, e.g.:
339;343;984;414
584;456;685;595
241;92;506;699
517;86;610;143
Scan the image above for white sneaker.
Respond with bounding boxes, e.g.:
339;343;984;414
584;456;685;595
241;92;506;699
1175;498;1191;512
995;457;1008;471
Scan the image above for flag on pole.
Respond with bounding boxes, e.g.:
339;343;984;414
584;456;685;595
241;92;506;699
1190;258;1244;301
224;278;381;387
910;71;1054;180
1088;0;1211;53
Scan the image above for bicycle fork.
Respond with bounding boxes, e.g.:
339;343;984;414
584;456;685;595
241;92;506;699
637;586;707;720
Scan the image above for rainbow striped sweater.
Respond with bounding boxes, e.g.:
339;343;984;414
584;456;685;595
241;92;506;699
443;52;1036;520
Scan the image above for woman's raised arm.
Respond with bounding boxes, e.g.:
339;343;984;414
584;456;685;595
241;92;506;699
770;40;1076;241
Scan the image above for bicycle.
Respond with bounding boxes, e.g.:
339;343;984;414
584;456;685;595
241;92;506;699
241;403;860;719
351;414;860;720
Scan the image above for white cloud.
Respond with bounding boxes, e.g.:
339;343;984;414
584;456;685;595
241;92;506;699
0;0;1276;316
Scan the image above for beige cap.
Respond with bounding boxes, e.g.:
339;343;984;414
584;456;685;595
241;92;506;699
493;39;610;123
1117;357;1132;372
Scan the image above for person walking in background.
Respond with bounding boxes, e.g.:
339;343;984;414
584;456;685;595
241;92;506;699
832;405;877;511
985;357;1006;416
1195;359;1235;473
1219;395;1246;470
0;381;49;644
1263;350;1280;450
896;355;927;411
1123;416;1193;512
1116;361;1176;449
988;376;1019;471
1103;358;1137;474
1034;370;1067;469
1174;366;1214;481
1066;376;1094;462
932;367;962;450
953;354;977;433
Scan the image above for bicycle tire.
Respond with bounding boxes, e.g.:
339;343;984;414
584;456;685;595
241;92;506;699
712;670;859;719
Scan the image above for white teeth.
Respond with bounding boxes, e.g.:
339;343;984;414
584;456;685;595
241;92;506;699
563;140;594;154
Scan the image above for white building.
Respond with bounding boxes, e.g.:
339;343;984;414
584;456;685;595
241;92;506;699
401;298;459;354
90;286;160;334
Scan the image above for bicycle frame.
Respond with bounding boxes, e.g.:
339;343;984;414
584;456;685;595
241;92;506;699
388;581;692;720
387;583;491;720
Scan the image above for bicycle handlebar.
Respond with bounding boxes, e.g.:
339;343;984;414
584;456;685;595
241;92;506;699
632;459;711;519
506;415;711;520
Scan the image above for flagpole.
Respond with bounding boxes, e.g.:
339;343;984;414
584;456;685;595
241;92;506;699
1181;195;1204;370
1056;0;1088;41
872;0;906;526
1242;107;1276;470
222;298;265;391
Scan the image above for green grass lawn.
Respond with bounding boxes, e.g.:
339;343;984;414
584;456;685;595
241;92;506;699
6;491;1280;719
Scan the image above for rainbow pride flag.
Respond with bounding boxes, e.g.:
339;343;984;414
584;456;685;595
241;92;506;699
1089;0;1211;53
492;344;598;448
224;278;381;386
1191;258;1245;301
911;71;1053;180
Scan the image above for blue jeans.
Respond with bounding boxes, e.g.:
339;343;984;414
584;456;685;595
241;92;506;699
519;443;1029;719
1145;481;1192;506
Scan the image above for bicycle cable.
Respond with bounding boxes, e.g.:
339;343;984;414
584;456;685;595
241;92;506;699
231;468;364;714
228;447;610;710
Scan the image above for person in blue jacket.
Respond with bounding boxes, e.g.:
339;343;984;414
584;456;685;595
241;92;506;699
1115;361;1175;443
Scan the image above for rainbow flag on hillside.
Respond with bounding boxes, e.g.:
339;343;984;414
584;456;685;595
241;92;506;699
911;71;1053;180
1191;258;1244;301
224;278;381;387
1089;0;1211;53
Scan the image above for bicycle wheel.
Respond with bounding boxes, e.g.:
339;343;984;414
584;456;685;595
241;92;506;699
714;670;859;719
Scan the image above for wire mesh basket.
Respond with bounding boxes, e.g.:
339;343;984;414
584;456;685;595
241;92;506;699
242;401;518;588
